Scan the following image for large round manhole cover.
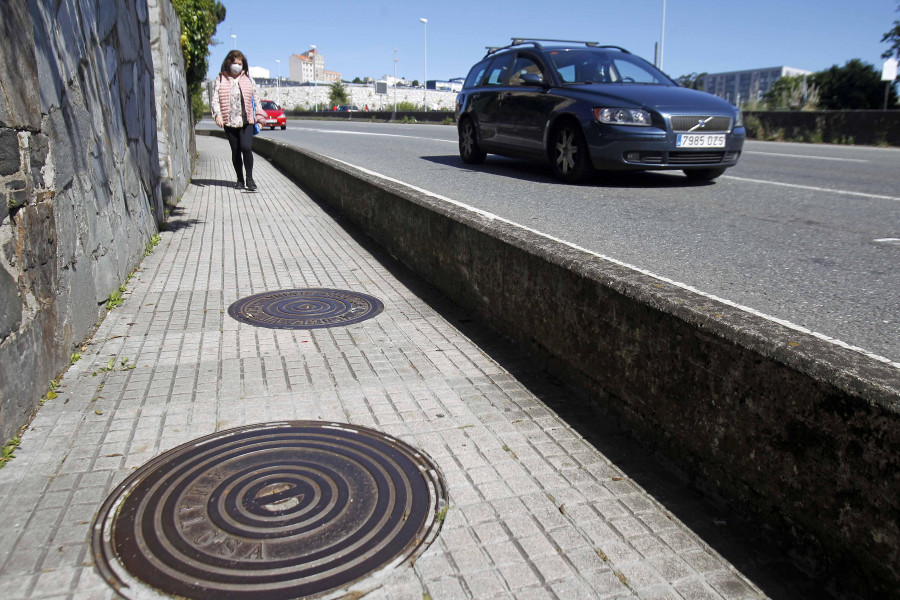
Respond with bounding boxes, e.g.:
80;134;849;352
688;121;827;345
227;289;384;330
92;422;447;599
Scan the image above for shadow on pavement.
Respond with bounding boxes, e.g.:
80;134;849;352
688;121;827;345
161;204;202;233
188;178;236;188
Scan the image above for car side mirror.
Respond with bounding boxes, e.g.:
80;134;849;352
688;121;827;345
521;73;545;86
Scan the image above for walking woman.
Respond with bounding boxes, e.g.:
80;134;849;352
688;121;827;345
212;50;267;191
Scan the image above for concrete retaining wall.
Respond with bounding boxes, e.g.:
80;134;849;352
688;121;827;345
253;84;458;113
222;131;900;598
0;1;191;443
287;111;455;124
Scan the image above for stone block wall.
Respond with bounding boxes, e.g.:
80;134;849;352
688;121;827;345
149;0;194;206
0;0;190;443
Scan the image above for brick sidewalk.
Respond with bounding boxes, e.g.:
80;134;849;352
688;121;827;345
0;136;766;599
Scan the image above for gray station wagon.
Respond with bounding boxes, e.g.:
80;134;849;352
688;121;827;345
456;38;745;183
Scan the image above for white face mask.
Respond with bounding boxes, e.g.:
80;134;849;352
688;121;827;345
230;64;242;75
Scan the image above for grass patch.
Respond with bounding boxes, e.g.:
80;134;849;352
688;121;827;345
435;505;449;523
0;436;21;468
106;289;124;310
143;233;161;257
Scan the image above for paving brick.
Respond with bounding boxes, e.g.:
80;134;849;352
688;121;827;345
461;569;507;598
498;562;542;590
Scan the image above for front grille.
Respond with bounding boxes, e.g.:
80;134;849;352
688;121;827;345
668;152;726;165
670;115;732;132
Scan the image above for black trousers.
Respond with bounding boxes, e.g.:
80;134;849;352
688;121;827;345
224;124;254;181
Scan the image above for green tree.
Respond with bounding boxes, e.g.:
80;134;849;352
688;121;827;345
763;75;819;110
328;81;350;107
810;59;897;109
351;77;363;84
676;72;707;91
171;0;226;123
882;1;900;59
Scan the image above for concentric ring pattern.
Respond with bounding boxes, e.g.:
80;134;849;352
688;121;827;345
92;422;447;599
227;289;384;330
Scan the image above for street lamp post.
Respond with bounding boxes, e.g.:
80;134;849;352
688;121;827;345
659;0;666;71
419;18;428;111
275;59;281;104
310;44;317;112
393;48;398;119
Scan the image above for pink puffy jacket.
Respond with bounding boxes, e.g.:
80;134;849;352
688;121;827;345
215;73;267;126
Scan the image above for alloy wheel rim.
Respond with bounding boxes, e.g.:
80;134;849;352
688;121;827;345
555;129;576;173
462;123;474;156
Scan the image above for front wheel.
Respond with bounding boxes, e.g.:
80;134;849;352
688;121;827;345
549;122;593;183
458;118;486;164
684;167;726;181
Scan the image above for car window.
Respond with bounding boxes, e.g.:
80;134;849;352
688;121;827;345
548;50;672;85
509;56;545;86
484;53;515;86
464;59;490;89
262;101;278;110
610;57;664;84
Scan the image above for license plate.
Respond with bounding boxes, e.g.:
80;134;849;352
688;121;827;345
266;119;276;124
676;133;726;148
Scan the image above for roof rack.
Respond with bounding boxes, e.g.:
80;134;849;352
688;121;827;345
484;38;631;57
512;38;600;47
595;45;631;54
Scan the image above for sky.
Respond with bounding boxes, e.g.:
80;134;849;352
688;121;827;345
206;0;900;83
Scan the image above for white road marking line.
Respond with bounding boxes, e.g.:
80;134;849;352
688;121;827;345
744;151;867;163
723;175;900;202
874;238;900;244
301;127;457;144
327;155;900;370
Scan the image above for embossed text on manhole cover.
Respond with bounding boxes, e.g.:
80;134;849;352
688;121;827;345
227;288;384;330
92;421;447;599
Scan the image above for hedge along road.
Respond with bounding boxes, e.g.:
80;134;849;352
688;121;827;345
200;118;900;365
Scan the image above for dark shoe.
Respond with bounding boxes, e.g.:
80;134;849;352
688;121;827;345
246;178;257;191
235;180;245;190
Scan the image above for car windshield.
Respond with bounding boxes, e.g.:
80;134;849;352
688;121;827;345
547;50;674;85
261;101;279;110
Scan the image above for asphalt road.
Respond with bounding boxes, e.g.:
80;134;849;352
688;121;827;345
201;118;900;364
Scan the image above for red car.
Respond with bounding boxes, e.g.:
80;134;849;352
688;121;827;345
261;100;286;130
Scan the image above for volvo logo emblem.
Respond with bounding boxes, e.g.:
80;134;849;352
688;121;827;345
689;116;715;132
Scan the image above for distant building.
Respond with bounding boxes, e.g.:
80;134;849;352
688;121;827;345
248;66;269;79
382;75;411;87
426;79;463;93
289;49;341;83
703;66;812;105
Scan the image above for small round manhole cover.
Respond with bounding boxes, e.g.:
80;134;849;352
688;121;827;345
227;289;384;330
92;422;447;599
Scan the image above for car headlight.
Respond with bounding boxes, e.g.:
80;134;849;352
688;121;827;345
594;108;652;126
734;108;743;128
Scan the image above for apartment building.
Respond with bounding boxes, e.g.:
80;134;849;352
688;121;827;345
703;66;811;105
289;48;341;83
